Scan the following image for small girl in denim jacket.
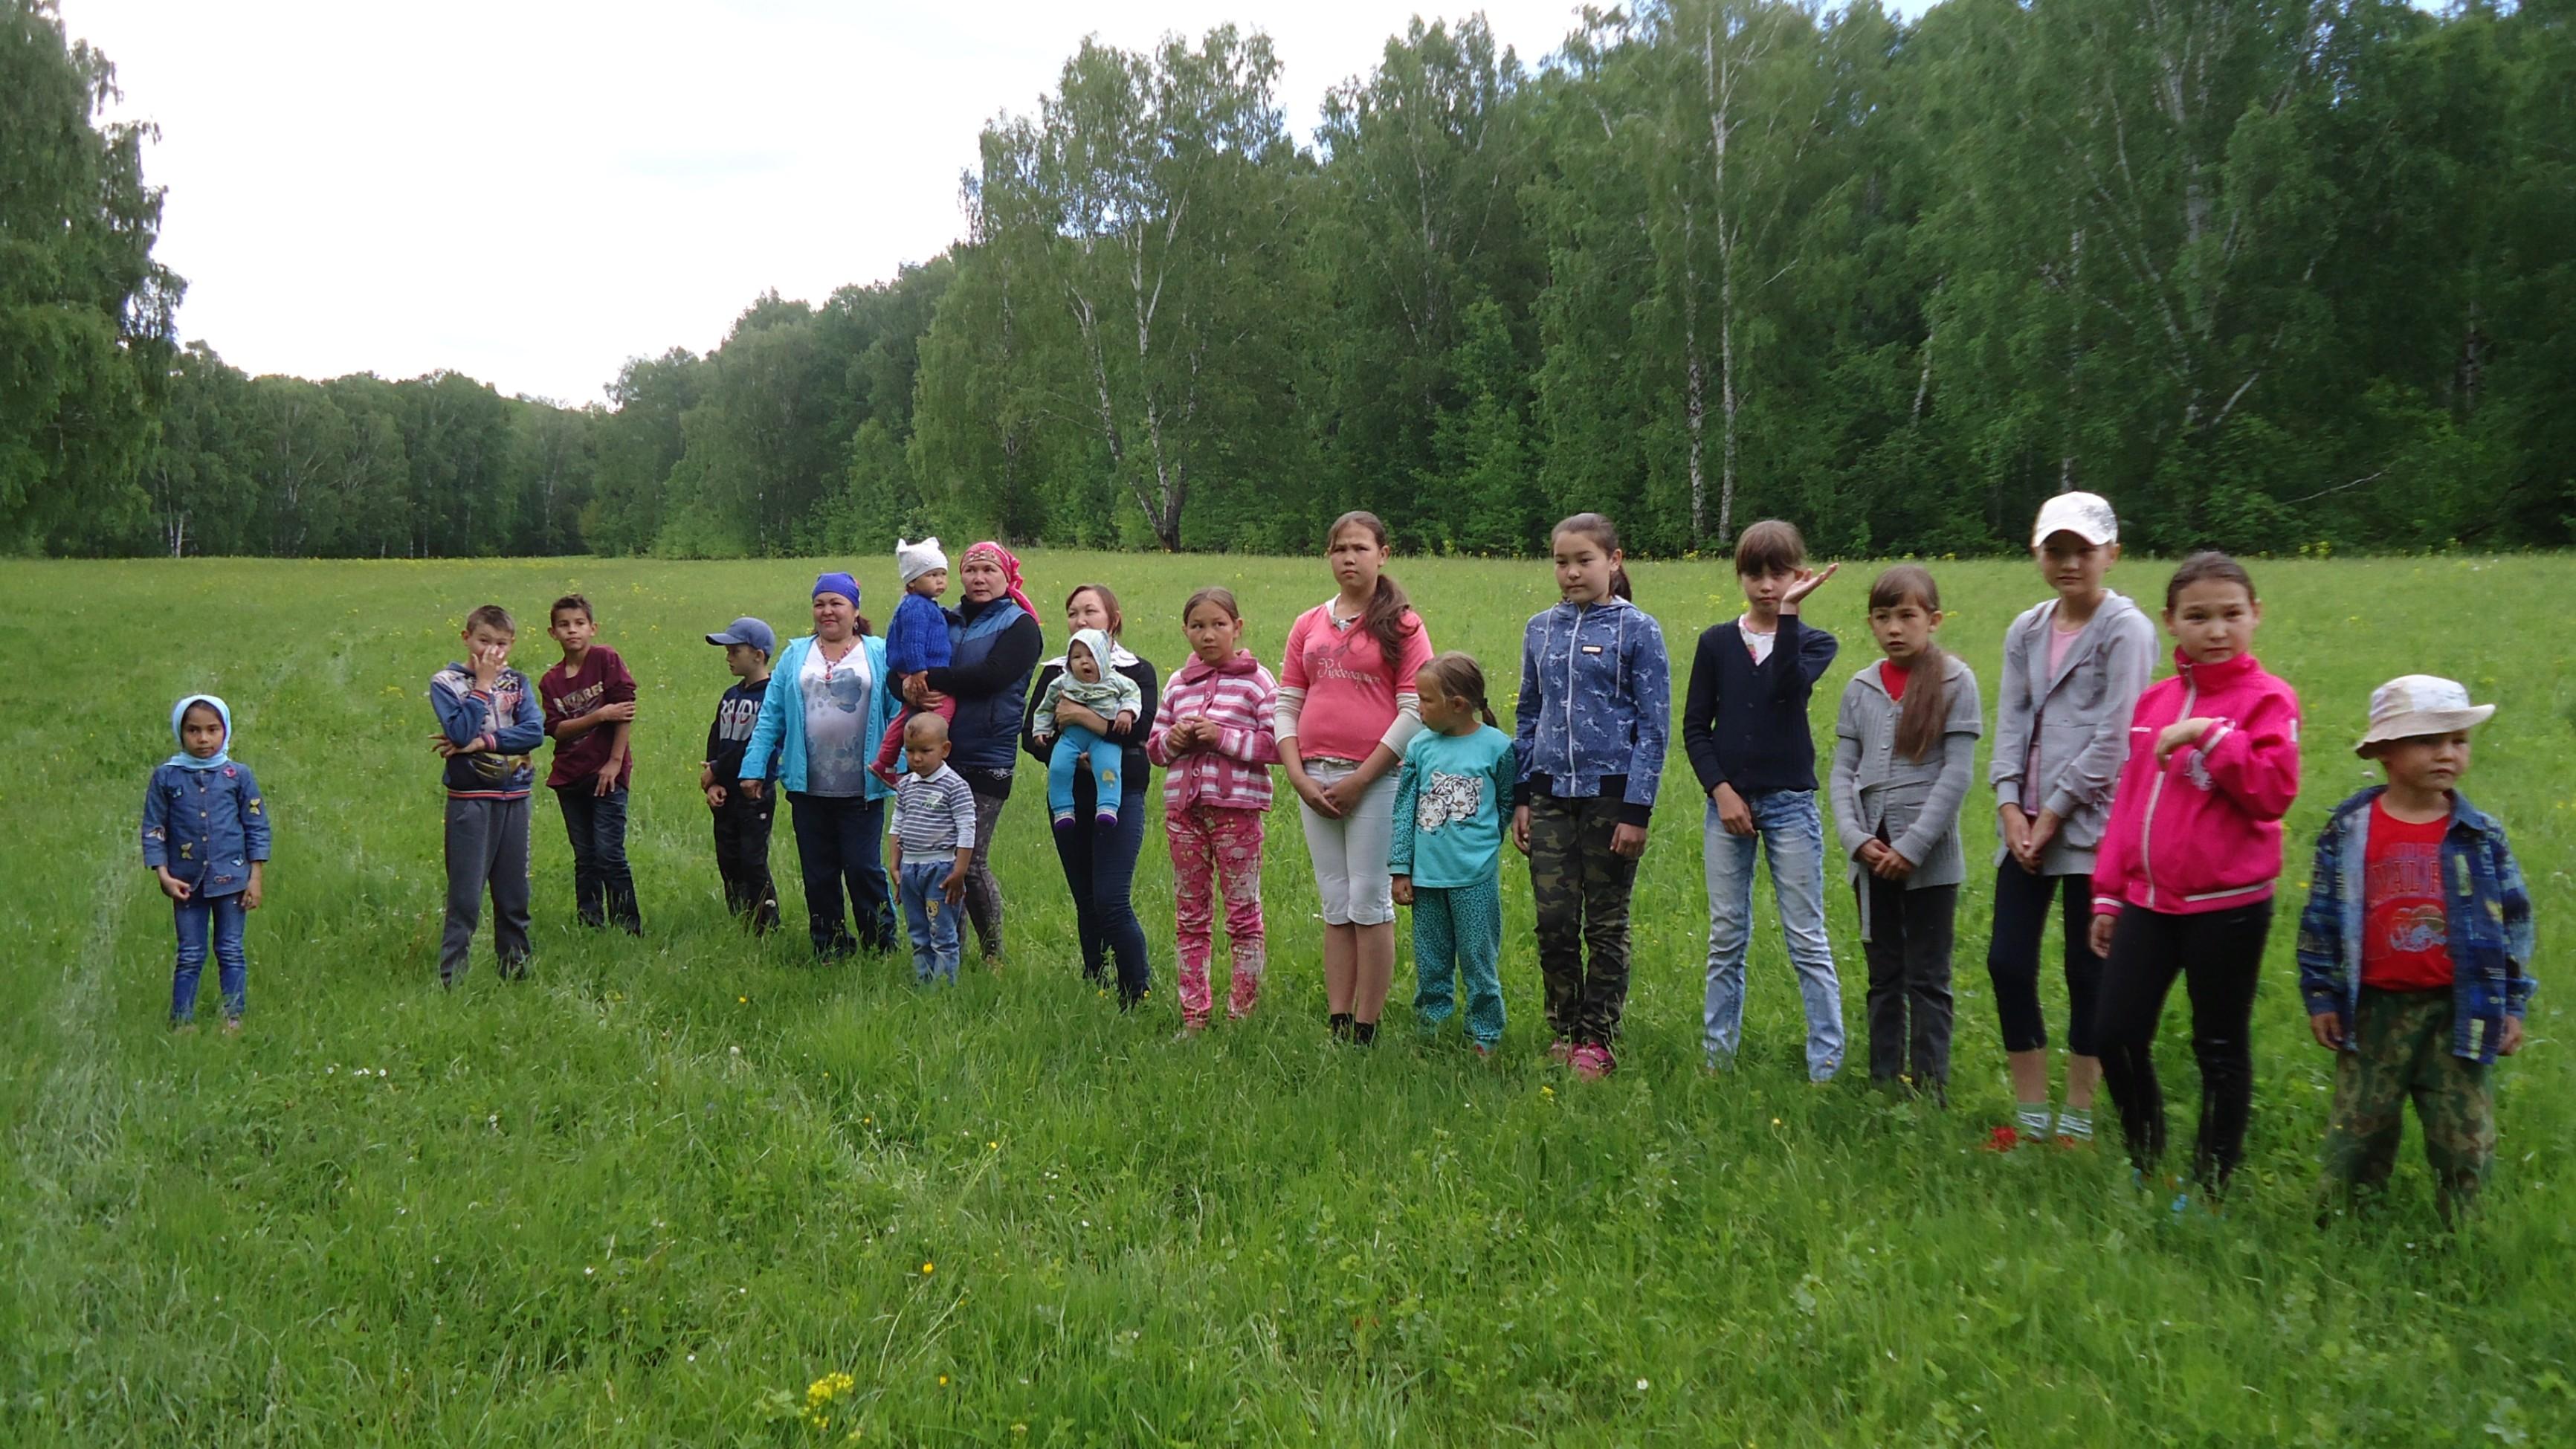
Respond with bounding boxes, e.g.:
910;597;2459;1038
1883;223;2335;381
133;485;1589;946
1830;567;1981;1099
141;694;271;1033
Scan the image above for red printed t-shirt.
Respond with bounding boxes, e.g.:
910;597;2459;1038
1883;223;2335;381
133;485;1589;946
1279;601;1433;763
2360;798;2453;992
540;646;638;790
1880;661;1911;701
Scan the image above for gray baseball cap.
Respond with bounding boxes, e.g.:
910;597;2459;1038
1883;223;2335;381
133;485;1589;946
705;616;776;655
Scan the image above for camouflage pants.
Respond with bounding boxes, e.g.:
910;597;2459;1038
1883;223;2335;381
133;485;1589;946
2317;987;2495;1224
1527;793;1639;1046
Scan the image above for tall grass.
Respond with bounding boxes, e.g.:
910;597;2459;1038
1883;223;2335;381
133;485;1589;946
3;552;2569;1445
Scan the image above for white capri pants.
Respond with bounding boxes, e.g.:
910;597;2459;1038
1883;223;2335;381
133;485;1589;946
1297;758;1400;927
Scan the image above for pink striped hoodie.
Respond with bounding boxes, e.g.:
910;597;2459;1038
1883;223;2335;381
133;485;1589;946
1148;650;1280;812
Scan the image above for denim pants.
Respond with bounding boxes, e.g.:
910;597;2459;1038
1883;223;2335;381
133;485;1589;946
172;890;248;1022
786;791;896;958
1046;728;1127;823
555;784;641;931
1050;766;1152;1004
897;859;963;984
1702;789;1844;1079
1412;878;1505;1047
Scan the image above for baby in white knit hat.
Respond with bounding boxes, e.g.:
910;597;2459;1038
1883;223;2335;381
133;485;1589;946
873;537;956;784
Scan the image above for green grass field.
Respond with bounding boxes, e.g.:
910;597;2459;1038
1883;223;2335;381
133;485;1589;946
4;550;2572;1445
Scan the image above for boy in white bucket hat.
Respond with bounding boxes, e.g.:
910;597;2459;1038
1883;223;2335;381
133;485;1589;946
2296;674;2533;1225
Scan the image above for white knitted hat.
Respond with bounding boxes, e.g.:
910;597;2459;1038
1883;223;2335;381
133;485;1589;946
897;536;948;585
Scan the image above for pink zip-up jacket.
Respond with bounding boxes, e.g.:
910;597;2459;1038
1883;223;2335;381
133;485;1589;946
1147;650;1279;813
2092;649;2302;918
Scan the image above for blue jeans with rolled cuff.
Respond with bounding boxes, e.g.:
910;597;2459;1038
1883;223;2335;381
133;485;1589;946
1702;788;1844;1079
172;890;248;1023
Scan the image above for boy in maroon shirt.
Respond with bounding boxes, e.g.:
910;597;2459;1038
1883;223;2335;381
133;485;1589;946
539;593;642;932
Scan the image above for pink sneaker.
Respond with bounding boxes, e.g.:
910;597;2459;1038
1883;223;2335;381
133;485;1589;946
1547;1038;1575;1065
1569;1044;1615;1080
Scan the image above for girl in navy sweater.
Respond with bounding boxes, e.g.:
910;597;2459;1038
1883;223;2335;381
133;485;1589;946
1681;520;1844;1080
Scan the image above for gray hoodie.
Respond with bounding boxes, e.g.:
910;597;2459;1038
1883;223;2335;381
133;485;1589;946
1987;590;2155;874
1830;653;1982;940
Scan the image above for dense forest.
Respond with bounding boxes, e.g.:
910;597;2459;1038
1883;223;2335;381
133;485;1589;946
8;0;2571;560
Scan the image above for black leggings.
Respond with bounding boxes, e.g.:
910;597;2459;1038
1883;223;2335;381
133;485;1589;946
2093;900;2274;1193
1986;865;2099;1055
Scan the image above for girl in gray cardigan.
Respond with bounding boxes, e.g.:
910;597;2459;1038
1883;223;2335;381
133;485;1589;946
1984;491;2157;1147
1830;566;1981;1097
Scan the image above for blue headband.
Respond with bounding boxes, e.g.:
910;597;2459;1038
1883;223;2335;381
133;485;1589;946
167;694;233;772
813;571;861;605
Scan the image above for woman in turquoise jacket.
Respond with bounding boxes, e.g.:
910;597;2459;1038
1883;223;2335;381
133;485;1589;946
740;572;902;958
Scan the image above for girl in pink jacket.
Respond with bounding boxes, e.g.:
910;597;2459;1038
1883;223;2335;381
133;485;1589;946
2088;552;2302;1206
1148;587;1280;1032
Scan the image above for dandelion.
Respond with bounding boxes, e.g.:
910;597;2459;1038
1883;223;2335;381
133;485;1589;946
804;1371;857;1429
921;1261;934;1275
937;1374;949;1386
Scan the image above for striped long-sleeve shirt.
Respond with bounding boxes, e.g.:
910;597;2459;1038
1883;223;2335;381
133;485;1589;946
892;764;978;865
1147;650;1279;812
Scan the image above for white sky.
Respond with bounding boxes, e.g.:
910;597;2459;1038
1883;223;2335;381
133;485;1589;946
74;1;1928;405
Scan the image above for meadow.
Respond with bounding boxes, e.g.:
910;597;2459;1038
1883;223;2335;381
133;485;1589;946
3;549;2572;1446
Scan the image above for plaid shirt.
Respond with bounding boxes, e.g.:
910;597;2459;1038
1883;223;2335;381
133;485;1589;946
2296;786;2535;1064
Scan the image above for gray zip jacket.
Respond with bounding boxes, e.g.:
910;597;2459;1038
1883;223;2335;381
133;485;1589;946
1987;590;2155;874
1830;654;1981;939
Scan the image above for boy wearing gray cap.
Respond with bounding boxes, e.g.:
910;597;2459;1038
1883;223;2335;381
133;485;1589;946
702;616;781;932
2299;675;2534;1224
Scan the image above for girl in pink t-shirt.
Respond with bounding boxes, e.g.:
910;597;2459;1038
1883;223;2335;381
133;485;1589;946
1275;510;1436;1044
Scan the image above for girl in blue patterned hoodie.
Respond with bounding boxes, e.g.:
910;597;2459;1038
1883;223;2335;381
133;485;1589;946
141;694;270;1032
1510;513;1671;1080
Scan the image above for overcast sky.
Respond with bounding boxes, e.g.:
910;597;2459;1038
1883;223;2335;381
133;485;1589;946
77;1;1925;405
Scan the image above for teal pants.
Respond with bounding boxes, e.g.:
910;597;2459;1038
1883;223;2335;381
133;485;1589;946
1412;878;1505;1047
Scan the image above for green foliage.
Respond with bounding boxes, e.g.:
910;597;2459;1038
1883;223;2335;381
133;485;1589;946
0;0;181;552
22;1;2576;559
5;550;2574;1442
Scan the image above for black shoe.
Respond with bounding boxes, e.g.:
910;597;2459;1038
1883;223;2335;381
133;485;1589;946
1329;1012;1355;1041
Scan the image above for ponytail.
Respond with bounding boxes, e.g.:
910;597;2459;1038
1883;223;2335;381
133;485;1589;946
1868;565;1949;763
1417;652;1498;729
1329;510;1419;660
1553;511;1633;604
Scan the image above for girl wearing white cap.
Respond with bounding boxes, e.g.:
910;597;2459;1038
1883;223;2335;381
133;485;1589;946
1983;491;2157;1149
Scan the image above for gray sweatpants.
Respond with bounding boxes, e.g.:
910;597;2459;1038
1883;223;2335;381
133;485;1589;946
442;795;532;986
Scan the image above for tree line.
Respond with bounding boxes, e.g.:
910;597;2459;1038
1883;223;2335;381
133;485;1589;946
10;0;2571;561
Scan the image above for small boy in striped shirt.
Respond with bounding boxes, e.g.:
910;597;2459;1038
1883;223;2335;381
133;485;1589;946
891;713;979;984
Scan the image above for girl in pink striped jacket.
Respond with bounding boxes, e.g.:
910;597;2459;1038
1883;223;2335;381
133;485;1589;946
1147;587;1281;1032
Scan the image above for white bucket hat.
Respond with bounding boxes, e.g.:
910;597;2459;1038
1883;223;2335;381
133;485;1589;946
2357;674;2493;755
896;536;948;585
2030;491;2119;548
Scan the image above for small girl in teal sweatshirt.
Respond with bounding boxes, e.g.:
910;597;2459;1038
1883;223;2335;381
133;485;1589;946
1390;652;1518;1053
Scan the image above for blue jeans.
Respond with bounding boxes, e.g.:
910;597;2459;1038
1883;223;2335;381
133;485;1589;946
555;784;641;930
1702;790;1844;1079
1045;728;1126;823
172;890;248;1023
898;859;963;984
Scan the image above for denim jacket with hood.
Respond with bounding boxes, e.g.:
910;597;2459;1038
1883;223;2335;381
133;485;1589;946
1511;596;1671;827
2296;785;2535;1065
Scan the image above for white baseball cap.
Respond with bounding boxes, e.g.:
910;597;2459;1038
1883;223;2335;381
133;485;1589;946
2357;674;2493;755
2031;491;2119;548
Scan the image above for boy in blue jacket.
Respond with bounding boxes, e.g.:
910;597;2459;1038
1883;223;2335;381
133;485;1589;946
142;694;270;1031
430;604;547;986
2300;675;2534;1225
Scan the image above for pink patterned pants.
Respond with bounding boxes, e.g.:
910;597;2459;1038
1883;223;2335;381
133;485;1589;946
1167;802;1267;1027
